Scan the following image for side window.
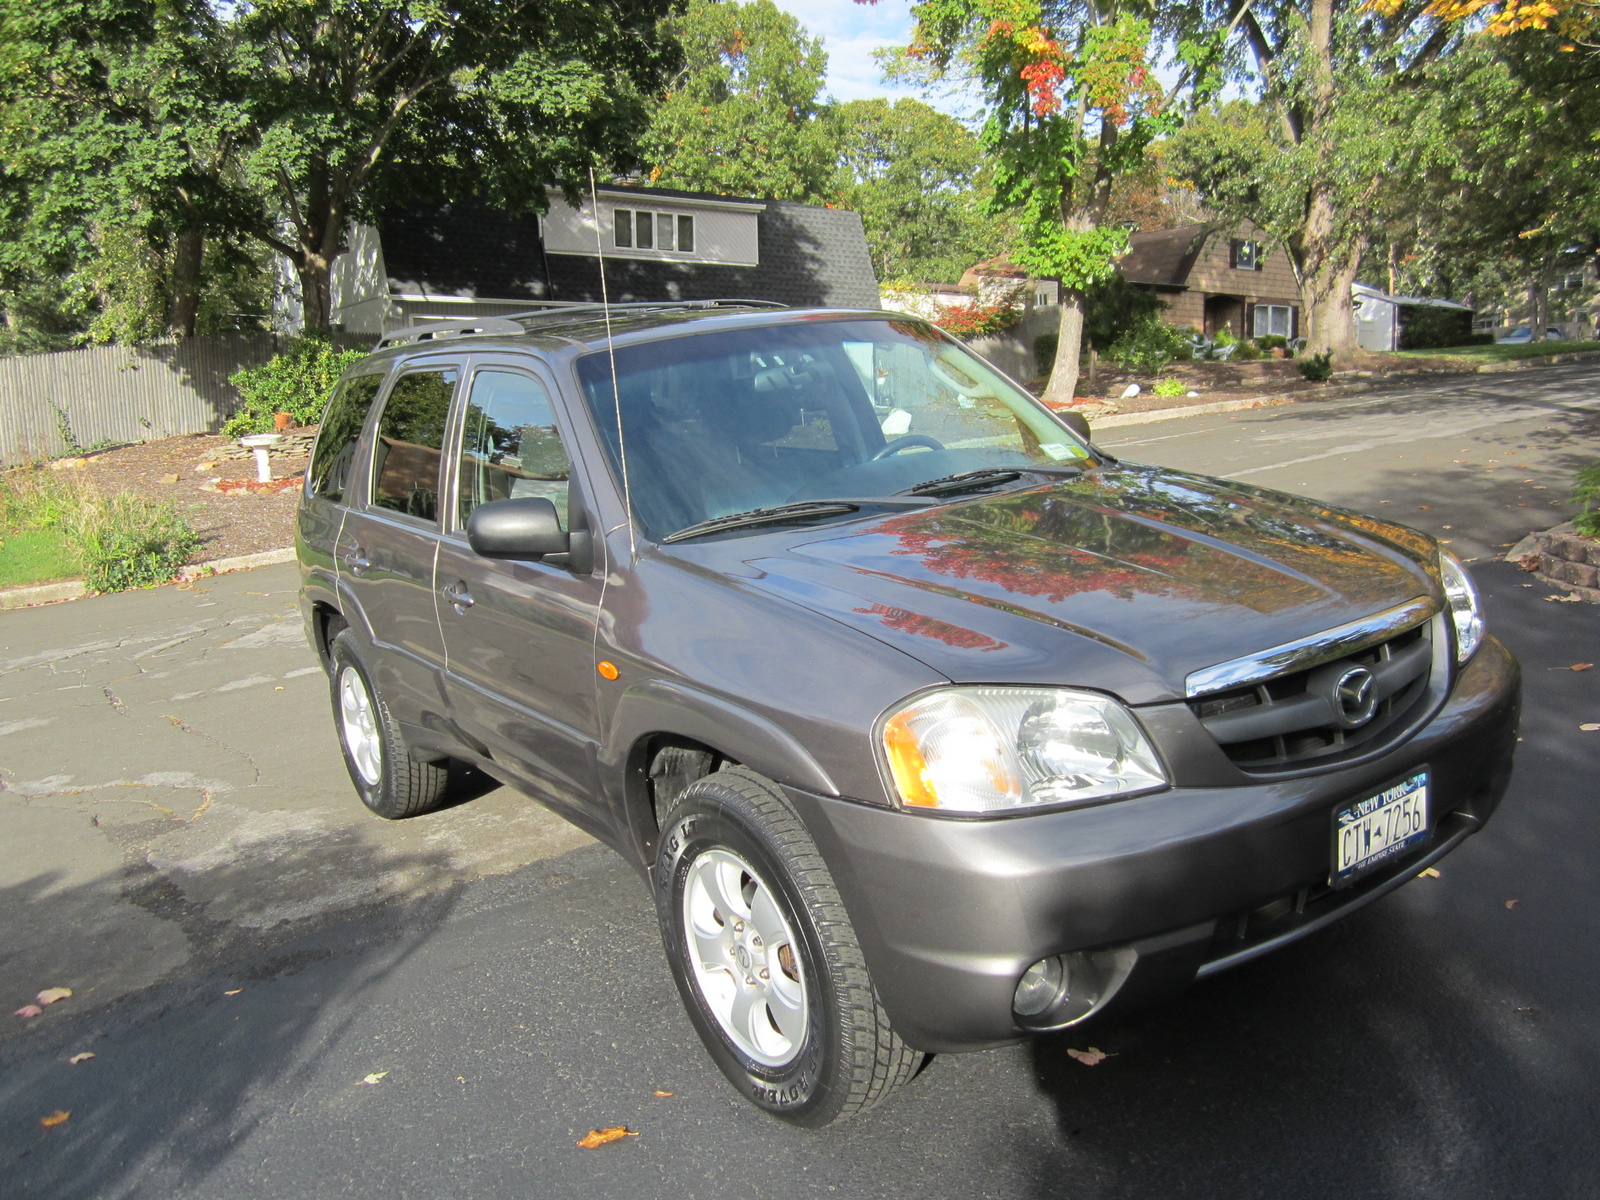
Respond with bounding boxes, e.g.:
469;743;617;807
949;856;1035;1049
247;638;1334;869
370;367;457;522
308;374;384;502
458;371;571;530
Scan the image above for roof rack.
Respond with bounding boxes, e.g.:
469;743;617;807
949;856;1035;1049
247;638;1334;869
375;317;527;348
374;299;789;349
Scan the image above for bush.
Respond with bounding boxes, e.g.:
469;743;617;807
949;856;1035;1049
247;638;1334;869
1398;304;1475;350
78;494;201;592
0;466;199;591
224;337;366;437
1233;341;1263;361
1574;461;1600;538
932;301;1023;339
1153;378;1187;397
1298;351;1334;381
1034;332;1060;378
1255;334;1287;351
1106;312;1190;376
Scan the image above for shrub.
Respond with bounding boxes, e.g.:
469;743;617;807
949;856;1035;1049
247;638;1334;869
1153;378;1187;397
78;494;201;592
1255;334;1287;351
1233;341;1263;361
1574;461;1600;538
1298;351;1334;381
1398;304;1475;350
1106;312;1190;376
224;337;366;437
932;301;1024;339
1034;332;1059;377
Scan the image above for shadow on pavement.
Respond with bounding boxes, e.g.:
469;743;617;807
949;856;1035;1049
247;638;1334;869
0;838;465;1200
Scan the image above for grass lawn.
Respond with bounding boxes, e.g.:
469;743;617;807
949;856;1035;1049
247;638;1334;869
0;529;83;588
1394;340;1600;364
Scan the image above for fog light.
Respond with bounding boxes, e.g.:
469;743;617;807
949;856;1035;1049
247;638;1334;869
1013;956;1068;1017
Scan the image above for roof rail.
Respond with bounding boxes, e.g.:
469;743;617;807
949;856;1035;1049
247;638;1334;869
374;299;791;350
375;317;527;349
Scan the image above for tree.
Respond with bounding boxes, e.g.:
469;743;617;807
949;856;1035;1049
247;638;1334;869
235;0;681;331
644;0;837;201
832;98;1007;282
886;0;1227;403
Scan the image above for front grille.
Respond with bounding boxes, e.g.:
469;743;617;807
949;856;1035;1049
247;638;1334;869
1188;620;1436;771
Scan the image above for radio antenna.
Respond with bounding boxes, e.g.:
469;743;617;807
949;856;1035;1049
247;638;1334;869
590;166;636;558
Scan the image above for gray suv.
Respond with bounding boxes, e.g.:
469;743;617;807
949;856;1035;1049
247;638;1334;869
297;302;1520;1126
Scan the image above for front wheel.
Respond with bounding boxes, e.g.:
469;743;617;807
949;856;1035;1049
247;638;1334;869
327;629;451;819
655;767;921;1126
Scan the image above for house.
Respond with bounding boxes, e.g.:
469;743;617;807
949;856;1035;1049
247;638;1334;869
1352;283;1474;352
879;257;1060;322
1117;220;1300;341
279;185;881;335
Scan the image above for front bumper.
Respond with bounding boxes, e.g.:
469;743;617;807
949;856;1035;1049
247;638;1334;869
785;636;1521;1054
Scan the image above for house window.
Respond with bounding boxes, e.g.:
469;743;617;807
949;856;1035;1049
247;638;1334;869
611;207;697;255
1561;272;1585;291
1232;239;1263;271
1254;304;1294;338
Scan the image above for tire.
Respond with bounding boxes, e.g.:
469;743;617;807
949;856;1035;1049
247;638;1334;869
327;628;450;819
654;766;921;1126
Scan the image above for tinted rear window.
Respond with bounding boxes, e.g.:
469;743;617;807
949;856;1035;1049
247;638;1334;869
308;374;385;502
371;368;457;522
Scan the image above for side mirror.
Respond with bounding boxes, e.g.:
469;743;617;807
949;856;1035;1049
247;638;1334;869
1058;411;1092;442
467;497;570;559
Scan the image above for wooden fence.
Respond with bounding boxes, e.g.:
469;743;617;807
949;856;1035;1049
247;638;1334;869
0;332;365;465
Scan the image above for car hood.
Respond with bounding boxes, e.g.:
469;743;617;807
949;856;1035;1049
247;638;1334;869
739;464;1441;704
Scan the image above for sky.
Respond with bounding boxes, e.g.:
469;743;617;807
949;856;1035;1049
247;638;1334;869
767;0;983;119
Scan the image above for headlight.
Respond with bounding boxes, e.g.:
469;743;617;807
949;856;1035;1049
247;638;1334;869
1438;549;1484;663
878;686;1168;814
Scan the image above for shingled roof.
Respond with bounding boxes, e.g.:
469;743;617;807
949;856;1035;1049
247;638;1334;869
1117;222;1217;287
379;195;880;311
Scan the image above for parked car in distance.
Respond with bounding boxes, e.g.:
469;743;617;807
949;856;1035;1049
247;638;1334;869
1497;326;1565;343
297;301;1521;1127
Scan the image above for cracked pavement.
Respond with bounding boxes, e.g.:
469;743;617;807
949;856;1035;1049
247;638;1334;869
0;564;592;1028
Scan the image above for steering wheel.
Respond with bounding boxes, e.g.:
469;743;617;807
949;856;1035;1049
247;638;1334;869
871;434;945;461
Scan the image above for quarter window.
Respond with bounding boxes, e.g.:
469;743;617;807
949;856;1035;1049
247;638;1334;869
458;371;571;530
309;374;384;502
371;368;457;522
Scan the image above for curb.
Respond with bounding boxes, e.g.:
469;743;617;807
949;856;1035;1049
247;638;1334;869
1475;348;1600;373
0;547;295;612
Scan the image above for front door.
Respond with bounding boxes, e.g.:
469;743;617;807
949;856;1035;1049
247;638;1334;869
340;364;458;732
435;363;606;821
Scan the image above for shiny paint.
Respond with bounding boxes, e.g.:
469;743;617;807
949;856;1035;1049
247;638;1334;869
298;307;1521;1054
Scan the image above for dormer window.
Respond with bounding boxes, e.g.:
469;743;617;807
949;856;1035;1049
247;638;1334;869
1232;239;1263;271
614;208;696;254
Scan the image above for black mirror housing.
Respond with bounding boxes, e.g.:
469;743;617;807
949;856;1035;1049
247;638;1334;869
467;497;570;559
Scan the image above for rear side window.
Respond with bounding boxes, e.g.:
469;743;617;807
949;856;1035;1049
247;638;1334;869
308;374;384;502
370;367;457;522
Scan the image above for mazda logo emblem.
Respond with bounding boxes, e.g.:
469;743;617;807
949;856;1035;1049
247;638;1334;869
1334;666;1378;726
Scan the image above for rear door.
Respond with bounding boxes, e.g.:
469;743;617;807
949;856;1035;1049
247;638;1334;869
339;362;459;732
434;360;606;818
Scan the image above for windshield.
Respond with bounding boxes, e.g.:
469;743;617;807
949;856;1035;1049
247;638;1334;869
575;317;1096;542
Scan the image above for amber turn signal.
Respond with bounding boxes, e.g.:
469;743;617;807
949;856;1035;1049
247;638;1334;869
597;661;620;681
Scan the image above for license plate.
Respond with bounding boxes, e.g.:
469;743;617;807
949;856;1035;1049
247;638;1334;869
1331;770;1430;888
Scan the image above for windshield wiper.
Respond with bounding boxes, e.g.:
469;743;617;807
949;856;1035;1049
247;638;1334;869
900;465;1083;498
662;497;940;544
662;501;862;543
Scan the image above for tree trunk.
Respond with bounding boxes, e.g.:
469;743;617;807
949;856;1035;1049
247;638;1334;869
296;253;334;334
168;226;204;337
1290;185;1364;358
1041;288;1086;405
1533;251;1558;334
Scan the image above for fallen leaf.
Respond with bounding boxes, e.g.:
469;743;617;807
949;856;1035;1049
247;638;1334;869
1418;867;1441;878
36;988;72;1006
274;686;284;691
40;1110;70;1128
67;1052;94;1065
1573;664;1594;672
1441;525;1453;530
1505;899;1519;909
1581;724;1600;732
653;1090;674;1097
355;1072;388;1086
1546;594;1583;603
1418;505;1432;510
1067;1047;1111;1066
577;1126;639;1148
224;989;241;996
14;1005;42;1018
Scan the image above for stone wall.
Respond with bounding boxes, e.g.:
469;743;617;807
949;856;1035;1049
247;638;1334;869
1523;522;1600;602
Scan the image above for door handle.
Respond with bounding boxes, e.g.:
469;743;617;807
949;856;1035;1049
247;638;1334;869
346;548;371;576
443;581;474;612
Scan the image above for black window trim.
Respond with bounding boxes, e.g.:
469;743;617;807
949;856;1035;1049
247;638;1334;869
442;354;586;540
365;357;464;530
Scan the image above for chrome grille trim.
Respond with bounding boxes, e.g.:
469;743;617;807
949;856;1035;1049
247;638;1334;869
1184;596;1439;699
